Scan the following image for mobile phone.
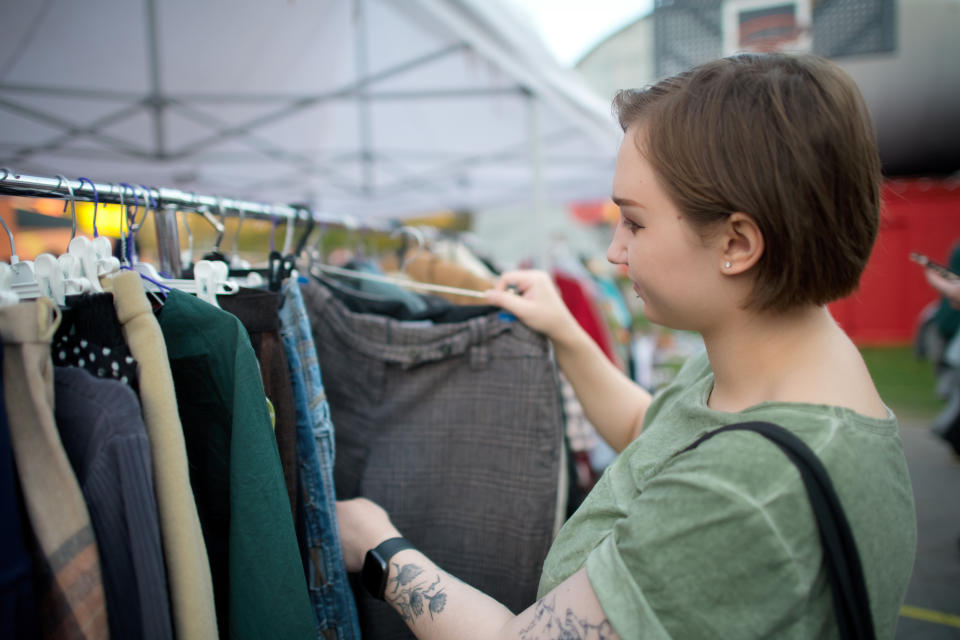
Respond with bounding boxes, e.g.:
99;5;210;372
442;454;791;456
910;252;960;280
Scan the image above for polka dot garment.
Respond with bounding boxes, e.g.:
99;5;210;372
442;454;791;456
54;333;139;392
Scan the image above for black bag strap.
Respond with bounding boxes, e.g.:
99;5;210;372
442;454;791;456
681;421;876;640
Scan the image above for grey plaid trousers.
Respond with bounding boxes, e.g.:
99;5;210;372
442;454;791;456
301;279;564;640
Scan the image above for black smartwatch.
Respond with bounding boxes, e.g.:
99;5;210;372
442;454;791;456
361;537;416;600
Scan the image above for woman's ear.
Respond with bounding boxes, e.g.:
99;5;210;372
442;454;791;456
720;212;763;274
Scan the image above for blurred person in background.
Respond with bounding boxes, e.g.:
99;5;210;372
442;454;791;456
923;244;960;455
336;53;916;639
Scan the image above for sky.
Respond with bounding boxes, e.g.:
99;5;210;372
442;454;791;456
510;0;654;66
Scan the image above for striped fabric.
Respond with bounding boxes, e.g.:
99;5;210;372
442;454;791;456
53;366;173;640
0;298;109;639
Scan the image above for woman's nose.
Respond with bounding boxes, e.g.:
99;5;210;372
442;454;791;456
606;228;627;265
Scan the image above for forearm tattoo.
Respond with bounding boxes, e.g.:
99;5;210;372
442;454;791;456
385;563;613;640
519;595;615;640
386;562;448;623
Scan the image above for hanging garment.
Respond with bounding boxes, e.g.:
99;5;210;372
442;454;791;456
219;287;299;520
158;289;314;640
53;366;173;640
340;259;430;315
559;373;599;455
0;346;38;640
300;279;564;640
0;299;109;639
401;249;496;305
558;372;600;502
102;271;219;640
428;239;499;281
314;272;499;323
553;271;619;366
278;278;361;640
52;293;139;392
590;273;631;333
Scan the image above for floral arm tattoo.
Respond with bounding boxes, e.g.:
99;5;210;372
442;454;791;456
518;595;615;640
386;562;615;639
387;562;448;623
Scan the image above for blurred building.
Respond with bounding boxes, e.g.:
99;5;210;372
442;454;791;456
576;17;657;105
576;0;960;178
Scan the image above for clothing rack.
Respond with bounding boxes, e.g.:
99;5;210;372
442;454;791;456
0;169;494;301
0;169;401;277
0;169;395;231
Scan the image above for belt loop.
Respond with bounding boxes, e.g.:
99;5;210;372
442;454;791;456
468;317;489;370
467;317;478;344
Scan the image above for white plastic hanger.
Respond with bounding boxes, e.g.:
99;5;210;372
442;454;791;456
0;263;18;307
34;176;76;304
23;177;104;303
124;203;240;302
0;169;36;292
0;201;37;290
193;259;234;307
57;177;123;294
0;210;25;305
33;253;65;306
0;173;48;301
66;235;104;293
130;260;237;297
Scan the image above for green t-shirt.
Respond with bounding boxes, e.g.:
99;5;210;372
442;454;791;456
539;350;916;639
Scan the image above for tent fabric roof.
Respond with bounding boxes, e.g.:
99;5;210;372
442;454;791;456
0;0;621;219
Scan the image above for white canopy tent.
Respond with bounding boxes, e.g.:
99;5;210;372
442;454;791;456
0;0;621;222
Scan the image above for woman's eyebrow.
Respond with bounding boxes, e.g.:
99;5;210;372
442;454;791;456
612;196;642;207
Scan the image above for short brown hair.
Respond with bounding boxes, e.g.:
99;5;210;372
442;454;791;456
613;53;881;312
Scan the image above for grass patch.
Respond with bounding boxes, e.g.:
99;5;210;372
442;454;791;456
859;346;946;421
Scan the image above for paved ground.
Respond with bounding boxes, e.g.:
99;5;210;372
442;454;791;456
896;422;960;639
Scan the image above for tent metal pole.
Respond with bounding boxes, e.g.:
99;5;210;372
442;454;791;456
144;0;166;158
526;90;547;269
354;0;374;196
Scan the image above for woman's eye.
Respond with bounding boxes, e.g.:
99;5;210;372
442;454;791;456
622;218;641;233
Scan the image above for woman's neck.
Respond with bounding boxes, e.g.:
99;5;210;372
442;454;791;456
702;305;852;413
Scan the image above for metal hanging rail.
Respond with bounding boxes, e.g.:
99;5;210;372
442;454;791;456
0;168;397;233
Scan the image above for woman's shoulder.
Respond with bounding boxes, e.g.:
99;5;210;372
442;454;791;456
650;400;911;535
634;392;903;499
782;335;889;420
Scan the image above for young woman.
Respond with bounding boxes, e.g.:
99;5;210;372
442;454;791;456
336;53;917;639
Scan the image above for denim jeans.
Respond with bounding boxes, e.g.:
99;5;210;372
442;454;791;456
279;279;361;640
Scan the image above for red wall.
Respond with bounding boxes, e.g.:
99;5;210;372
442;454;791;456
829;179;960;345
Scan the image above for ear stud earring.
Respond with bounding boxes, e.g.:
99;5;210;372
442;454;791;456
724;261;732;269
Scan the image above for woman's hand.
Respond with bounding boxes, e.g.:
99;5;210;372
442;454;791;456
484;270;580;345
925;266;960;309
336;498;402;572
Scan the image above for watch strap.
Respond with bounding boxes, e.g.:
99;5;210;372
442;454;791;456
374;537;416;564
367;537;417;600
